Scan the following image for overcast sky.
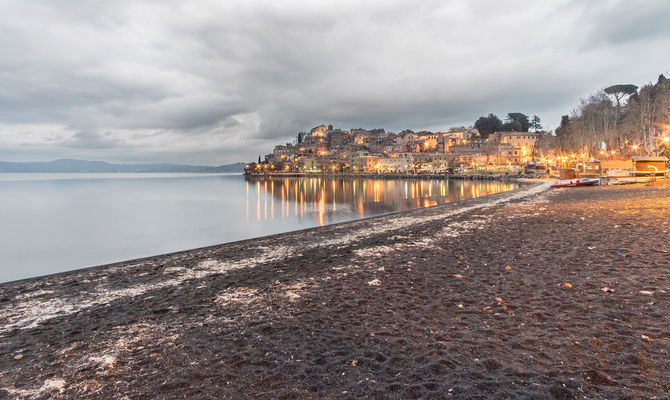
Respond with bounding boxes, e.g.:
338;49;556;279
1;0;668;165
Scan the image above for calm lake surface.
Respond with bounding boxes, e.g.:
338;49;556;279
0;173;523;282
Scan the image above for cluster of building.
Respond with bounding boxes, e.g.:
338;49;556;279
247;124;541;174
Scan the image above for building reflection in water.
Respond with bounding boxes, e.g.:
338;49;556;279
245;177;522;226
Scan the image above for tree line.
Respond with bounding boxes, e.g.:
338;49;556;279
474;112;542;138
553;75;670;157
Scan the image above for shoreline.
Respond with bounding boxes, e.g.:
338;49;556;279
1;183;669;398
244;172;532;181
0;179;531;286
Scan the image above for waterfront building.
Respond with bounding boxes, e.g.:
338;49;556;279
413;153;452;171
489;131;540;161
350;155;381;173
378;157;411;172
299;157;318;172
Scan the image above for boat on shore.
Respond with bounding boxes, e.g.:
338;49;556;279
550;178;599;188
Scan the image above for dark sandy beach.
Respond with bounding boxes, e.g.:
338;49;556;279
1;183;669;399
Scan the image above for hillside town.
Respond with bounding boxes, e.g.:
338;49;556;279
246;124;544;175
246;74;670;180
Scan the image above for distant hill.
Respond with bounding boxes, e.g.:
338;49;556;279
0;159;246;173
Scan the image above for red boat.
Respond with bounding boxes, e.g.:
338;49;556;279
550;178;599;188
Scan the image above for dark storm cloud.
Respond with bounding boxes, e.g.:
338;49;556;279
0;0;668;164
577;0;670;46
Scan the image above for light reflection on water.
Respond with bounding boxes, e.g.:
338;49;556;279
244;177;522;227
0;174;521;282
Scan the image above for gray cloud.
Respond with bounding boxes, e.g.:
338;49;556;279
0;0;668;164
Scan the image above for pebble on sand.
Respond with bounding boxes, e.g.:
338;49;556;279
563;283;573;289
13;354;23;360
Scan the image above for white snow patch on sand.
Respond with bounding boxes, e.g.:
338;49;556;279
0;245;296;332
285;291;302;300
15;289;54;300
163;266;186;274
314;183;550;249
113;322;179;354
353;245;396;258
88;354;117;369
3;378;66;398
435;216;493;239
215;287;259;305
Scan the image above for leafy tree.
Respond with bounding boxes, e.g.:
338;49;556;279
501;121;522;131
604;84;638;107
297;132;303;144
473;113;502;138
543;73;668;157
505;113;530;132
530;115;542;132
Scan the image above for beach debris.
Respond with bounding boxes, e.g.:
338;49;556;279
584;370;615;385
377;267;385;271
457;304;464;308
482;306;491;311
639;290;654;295
367;279;381;286
453;274;463;279
563;283;573;289
601;287;615;293
13;354;23;360
505;266;512;270
351;359;358;366
641;335;654;343
494;297;511;311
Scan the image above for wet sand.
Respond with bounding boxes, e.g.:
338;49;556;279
1;183;669;399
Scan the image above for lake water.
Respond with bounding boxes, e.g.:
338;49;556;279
0;173;523;283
